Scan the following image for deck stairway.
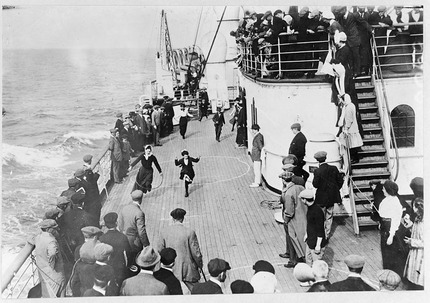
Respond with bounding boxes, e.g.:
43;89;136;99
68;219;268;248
349;75;391;233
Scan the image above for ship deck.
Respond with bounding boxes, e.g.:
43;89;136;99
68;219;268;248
100;109;388;294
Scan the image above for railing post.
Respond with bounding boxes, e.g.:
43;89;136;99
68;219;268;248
277;37;282;77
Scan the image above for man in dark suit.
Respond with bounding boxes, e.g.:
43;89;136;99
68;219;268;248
82;265;114;296
353;6;373;75
154;248;183;295
191;258;231;295
151;105;162;146
118;190;150;265
99;212;131;286
109;128;123;184
82;154;101;222
157;208;203;291
372;6;393;60
289;123;309;182
312;151;344;240
60;178;80;202
330;255;376;291
162;98;174;134
250;124;264;187
212;106;225;142
58;192;96;254
120;246;169;295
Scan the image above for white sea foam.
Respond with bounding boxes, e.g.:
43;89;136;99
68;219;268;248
2;143;72;168
62;130;110;145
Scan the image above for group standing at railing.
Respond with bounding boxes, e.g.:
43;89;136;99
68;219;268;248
231;5;423;79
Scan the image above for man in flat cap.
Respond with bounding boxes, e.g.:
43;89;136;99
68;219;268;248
329;254;376;291
157;208;203;292
73;168;90;195
60;178;81;203
74;226;103;261
250;124;264;187
312;151;344;240
28;219;66;297
377;269;401;291
300;189;327;266
289;123;309;182
118;190;150;265
60;192;96;255
154;248;183;295
100;212;131;285
231;280;254;294
191;258;231;294
82;265;114;296
308;260;331;292
93;243;120;295
114;112;124;133
120;246;169;295
151;105;162;146
109;128;123;184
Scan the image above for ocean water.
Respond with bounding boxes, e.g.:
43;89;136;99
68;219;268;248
2;48;155;257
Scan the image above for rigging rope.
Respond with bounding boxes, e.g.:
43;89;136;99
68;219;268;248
186;7;204;75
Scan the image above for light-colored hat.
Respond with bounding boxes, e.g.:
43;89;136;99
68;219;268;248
131;190;143;200
299;189;314;200
135;246;161;268
293;263;314;282
344;254;365;269
83;154;93;163
39;219;58;229
94;243;114;262
377;269;401;289
81;226;103;238
74;168;85;178
314;151;327;161
57;196;70;206
338;32;347;42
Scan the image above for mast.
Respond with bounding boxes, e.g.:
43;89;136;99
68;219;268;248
160;10;178;86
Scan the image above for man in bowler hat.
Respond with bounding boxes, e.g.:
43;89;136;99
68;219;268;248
191;258;231;294
157;208;203;292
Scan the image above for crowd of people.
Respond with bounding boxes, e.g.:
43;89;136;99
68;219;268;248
25;93;424;296
232;6;423;79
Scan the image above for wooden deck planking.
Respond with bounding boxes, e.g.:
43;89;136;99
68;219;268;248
100;109;384;293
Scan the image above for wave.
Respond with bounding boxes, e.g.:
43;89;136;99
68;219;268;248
62;130;110;145
2;143;73;169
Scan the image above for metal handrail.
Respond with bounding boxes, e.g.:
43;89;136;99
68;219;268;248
343;135;360;235
370;33;400;181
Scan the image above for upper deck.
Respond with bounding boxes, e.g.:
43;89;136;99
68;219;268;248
101;109;394;293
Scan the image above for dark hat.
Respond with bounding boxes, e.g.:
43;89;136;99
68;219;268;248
208;258;231;277
292;175;305;187
39;219;58;229
409;177;423;196
94;265;114;282
71;192;85;204
57;196;69;206
83;154;93;163
94;243;114;261
377;269;401;289
344;254;365;269
44;208;61;220
135;245;161;268
181;149;189;156
290;123;301;130
68;178;79;187
81;226;103;238
314;151;327;161
170;208;187;220
274;9;283;16
299;189;314;200
251;123;260;130
231;280;254;293
74;168;85;178
383;180;399;196
131;190;143;201
159;248;177;265
103;212;118;228
252;260;275;274
116;112;123;118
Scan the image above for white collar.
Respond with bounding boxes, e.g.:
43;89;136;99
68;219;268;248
209;277;222;287
92;285;106;295
132;201;140;206
140;269;153;275
161;265;174;272
344;11;349;19
96;261;108;266
348;272;362;278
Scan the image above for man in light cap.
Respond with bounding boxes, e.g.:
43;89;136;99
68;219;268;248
300;189;327;266
75;226;103;261
28;219;66;297
312;151;344;240
100;212;131;285
93;243;120;295
158;208;203;291
154;248;183;295
330;254;376;291
109;128;123;184
192;258;231;294
120;246;169;295
377;269;401;291
60;178;82;203
118;190;150;265
308;260;331;292
289;123;309;182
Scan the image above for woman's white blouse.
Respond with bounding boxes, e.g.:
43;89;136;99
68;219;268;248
379;195;403;236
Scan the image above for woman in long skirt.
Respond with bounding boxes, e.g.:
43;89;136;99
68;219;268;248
403;198;424;290
133;145;162;193
339;94;363;164
378;180;406;277
177;103;193;139
175;149;200;197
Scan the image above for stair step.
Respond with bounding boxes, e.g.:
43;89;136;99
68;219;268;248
351;160;389;168
362;126;382;132
362;123;380;129
351;172;391;179
352;167;390;176
363;133;383;139
363;137;384;143
358;150;386;157
354;84;375;90
357;216;379;227
352;178;390;189
354;75;372;82
361;116;380;122
358;104;378;111
355;204;375;214
361;145;385;151
357;93;376;100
